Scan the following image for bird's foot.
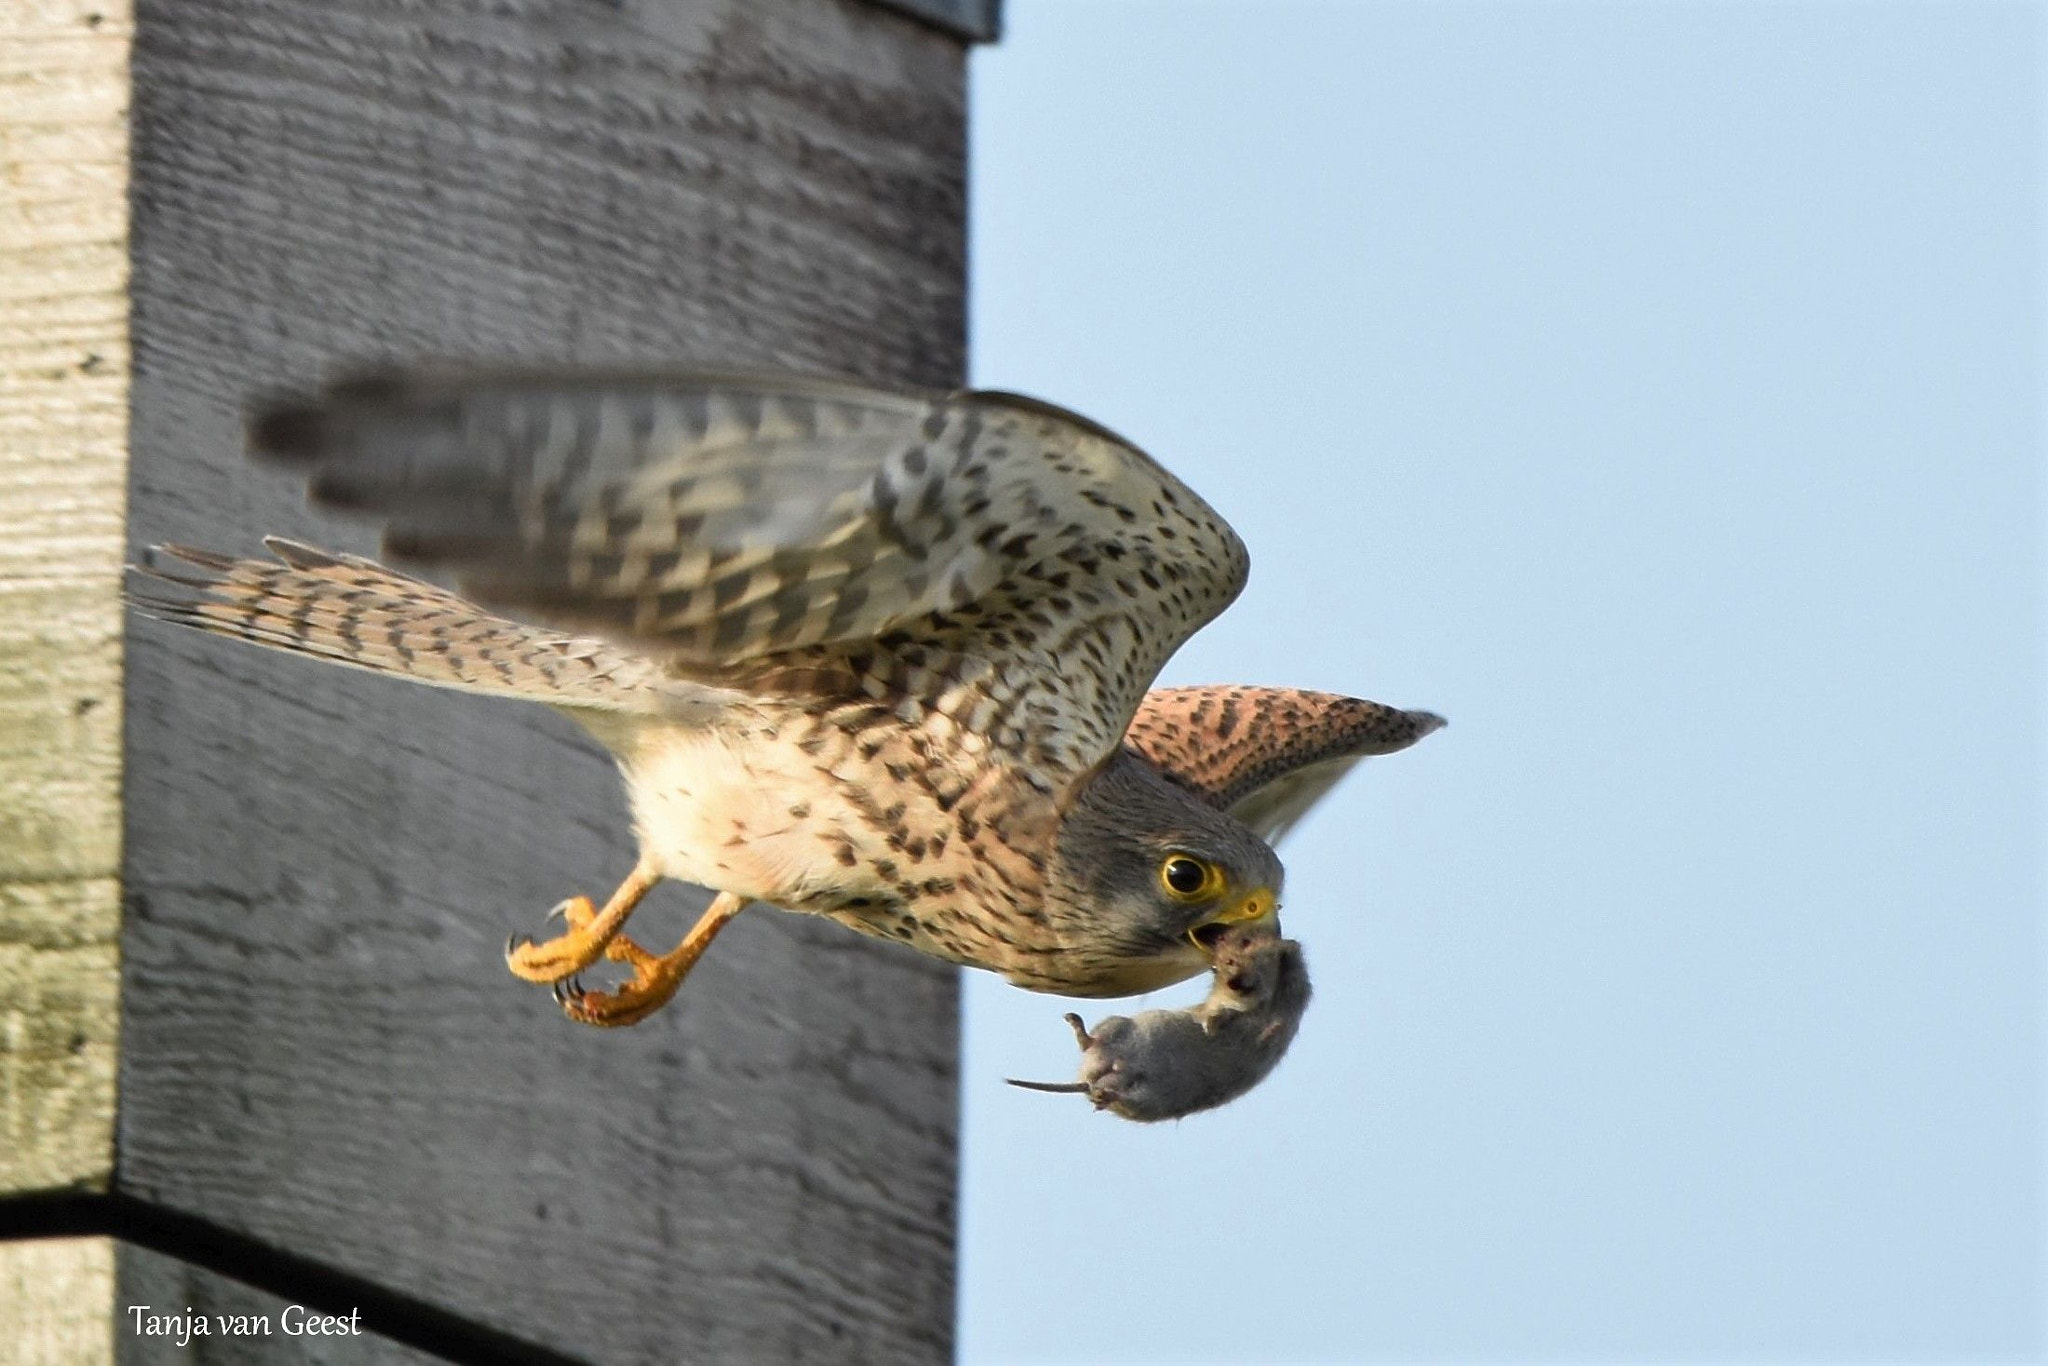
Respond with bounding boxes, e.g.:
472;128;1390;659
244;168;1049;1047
504;895;606;983
503;860;663;985
552;936;682;1028
552;891;750;1029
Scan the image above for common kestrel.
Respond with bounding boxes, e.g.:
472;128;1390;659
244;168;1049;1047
131;369;1440;1111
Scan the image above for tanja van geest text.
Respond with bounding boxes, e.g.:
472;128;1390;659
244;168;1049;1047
128;1304;363;1346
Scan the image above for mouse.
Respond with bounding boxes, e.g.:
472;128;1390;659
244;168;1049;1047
1007;923;1311;1121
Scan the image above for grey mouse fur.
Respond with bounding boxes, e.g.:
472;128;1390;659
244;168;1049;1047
1007;923;1311;1121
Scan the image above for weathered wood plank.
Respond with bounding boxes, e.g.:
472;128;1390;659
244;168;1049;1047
0;1237;115;1366
868;0;1000;43
0;0;130;1204
102;0;964;1360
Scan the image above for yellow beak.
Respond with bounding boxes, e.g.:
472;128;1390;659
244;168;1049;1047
1188;886;1278;953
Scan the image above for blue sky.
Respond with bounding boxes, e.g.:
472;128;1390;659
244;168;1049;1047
959;3;2043;1361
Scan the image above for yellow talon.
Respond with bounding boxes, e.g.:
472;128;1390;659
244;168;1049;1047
555;892;750;1028
502;860;660;985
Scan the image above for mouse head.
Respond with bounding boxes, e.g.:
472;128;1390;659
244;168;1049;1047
1198;922;1307;1020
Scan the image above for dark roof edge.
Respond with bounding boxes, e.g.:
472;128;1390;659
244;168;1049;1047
865;0;1002;43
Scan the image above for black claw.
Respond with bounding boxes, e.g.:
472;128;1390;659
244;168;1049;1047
506;933;529;958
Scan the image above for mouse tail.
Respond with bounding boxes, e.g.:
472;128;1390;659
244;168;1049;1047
1005;1078;1090;1094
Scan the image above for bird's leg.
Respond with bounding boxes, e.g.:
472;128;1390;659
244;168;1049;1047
504;857;661;984
557;891;749;1028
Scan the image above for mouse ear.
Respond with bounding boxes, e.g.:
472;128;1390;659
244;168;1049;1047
1005;1078;1090;1094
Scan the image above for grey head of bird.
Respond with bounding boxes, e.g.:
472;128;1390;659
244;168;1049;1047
1008;922;1313;1122
1044;750;1285;997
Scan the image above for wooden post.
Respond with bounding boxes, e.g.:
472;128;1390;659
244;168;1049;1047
1;0;992;1360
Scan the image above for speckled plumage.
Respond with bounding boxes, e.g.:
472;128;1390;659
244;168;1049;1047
1126;686;1446;844
130;369;1440;1103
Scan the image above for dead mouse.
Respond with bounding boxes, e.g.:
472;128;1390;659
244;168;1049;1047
1008;924;1311;1121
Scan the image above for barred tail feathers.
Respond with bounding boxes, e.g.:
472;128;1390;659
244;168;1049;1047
128;539;665;712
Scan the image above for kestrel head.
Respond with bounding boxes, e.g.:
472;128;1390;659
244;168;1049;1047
1049;753;1285;995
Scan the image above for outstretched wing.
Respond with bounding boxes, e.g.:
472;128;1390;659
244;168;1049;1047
128;539;674;712
1124;686;1445;845
249;368;1249;791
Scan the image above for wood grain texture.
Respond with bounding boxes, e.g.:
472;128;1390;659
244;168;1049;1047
0;1237;114;1366
116;1;962;1361
0;0;131;1200
116;1244;442;1365
868;0;999;42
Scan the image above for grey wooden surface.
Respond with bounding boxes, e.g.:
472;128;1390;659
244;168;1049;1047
112;0;964;1361
871;0;1000;42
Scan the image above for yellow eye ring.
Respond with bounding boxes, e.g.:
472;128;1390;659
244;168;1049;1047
1160;855;1223;902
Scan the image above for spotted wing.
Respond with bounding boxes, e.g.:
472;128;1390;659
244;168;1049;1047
1124;686;1445;844
128;538;671;711
250;368;1250;789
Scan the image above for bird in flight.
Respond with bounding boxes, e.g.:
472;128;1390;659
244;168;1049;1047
131;369;1440;1114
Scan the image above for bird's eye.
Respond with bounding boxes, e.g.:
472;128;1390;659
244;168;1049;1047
1160;856;1219;900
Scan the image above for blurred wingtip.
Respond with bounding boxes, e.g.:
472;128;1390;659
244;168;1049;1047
149;542;236;573
246;397;329;462
323;365;415;404
247;365;419;462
